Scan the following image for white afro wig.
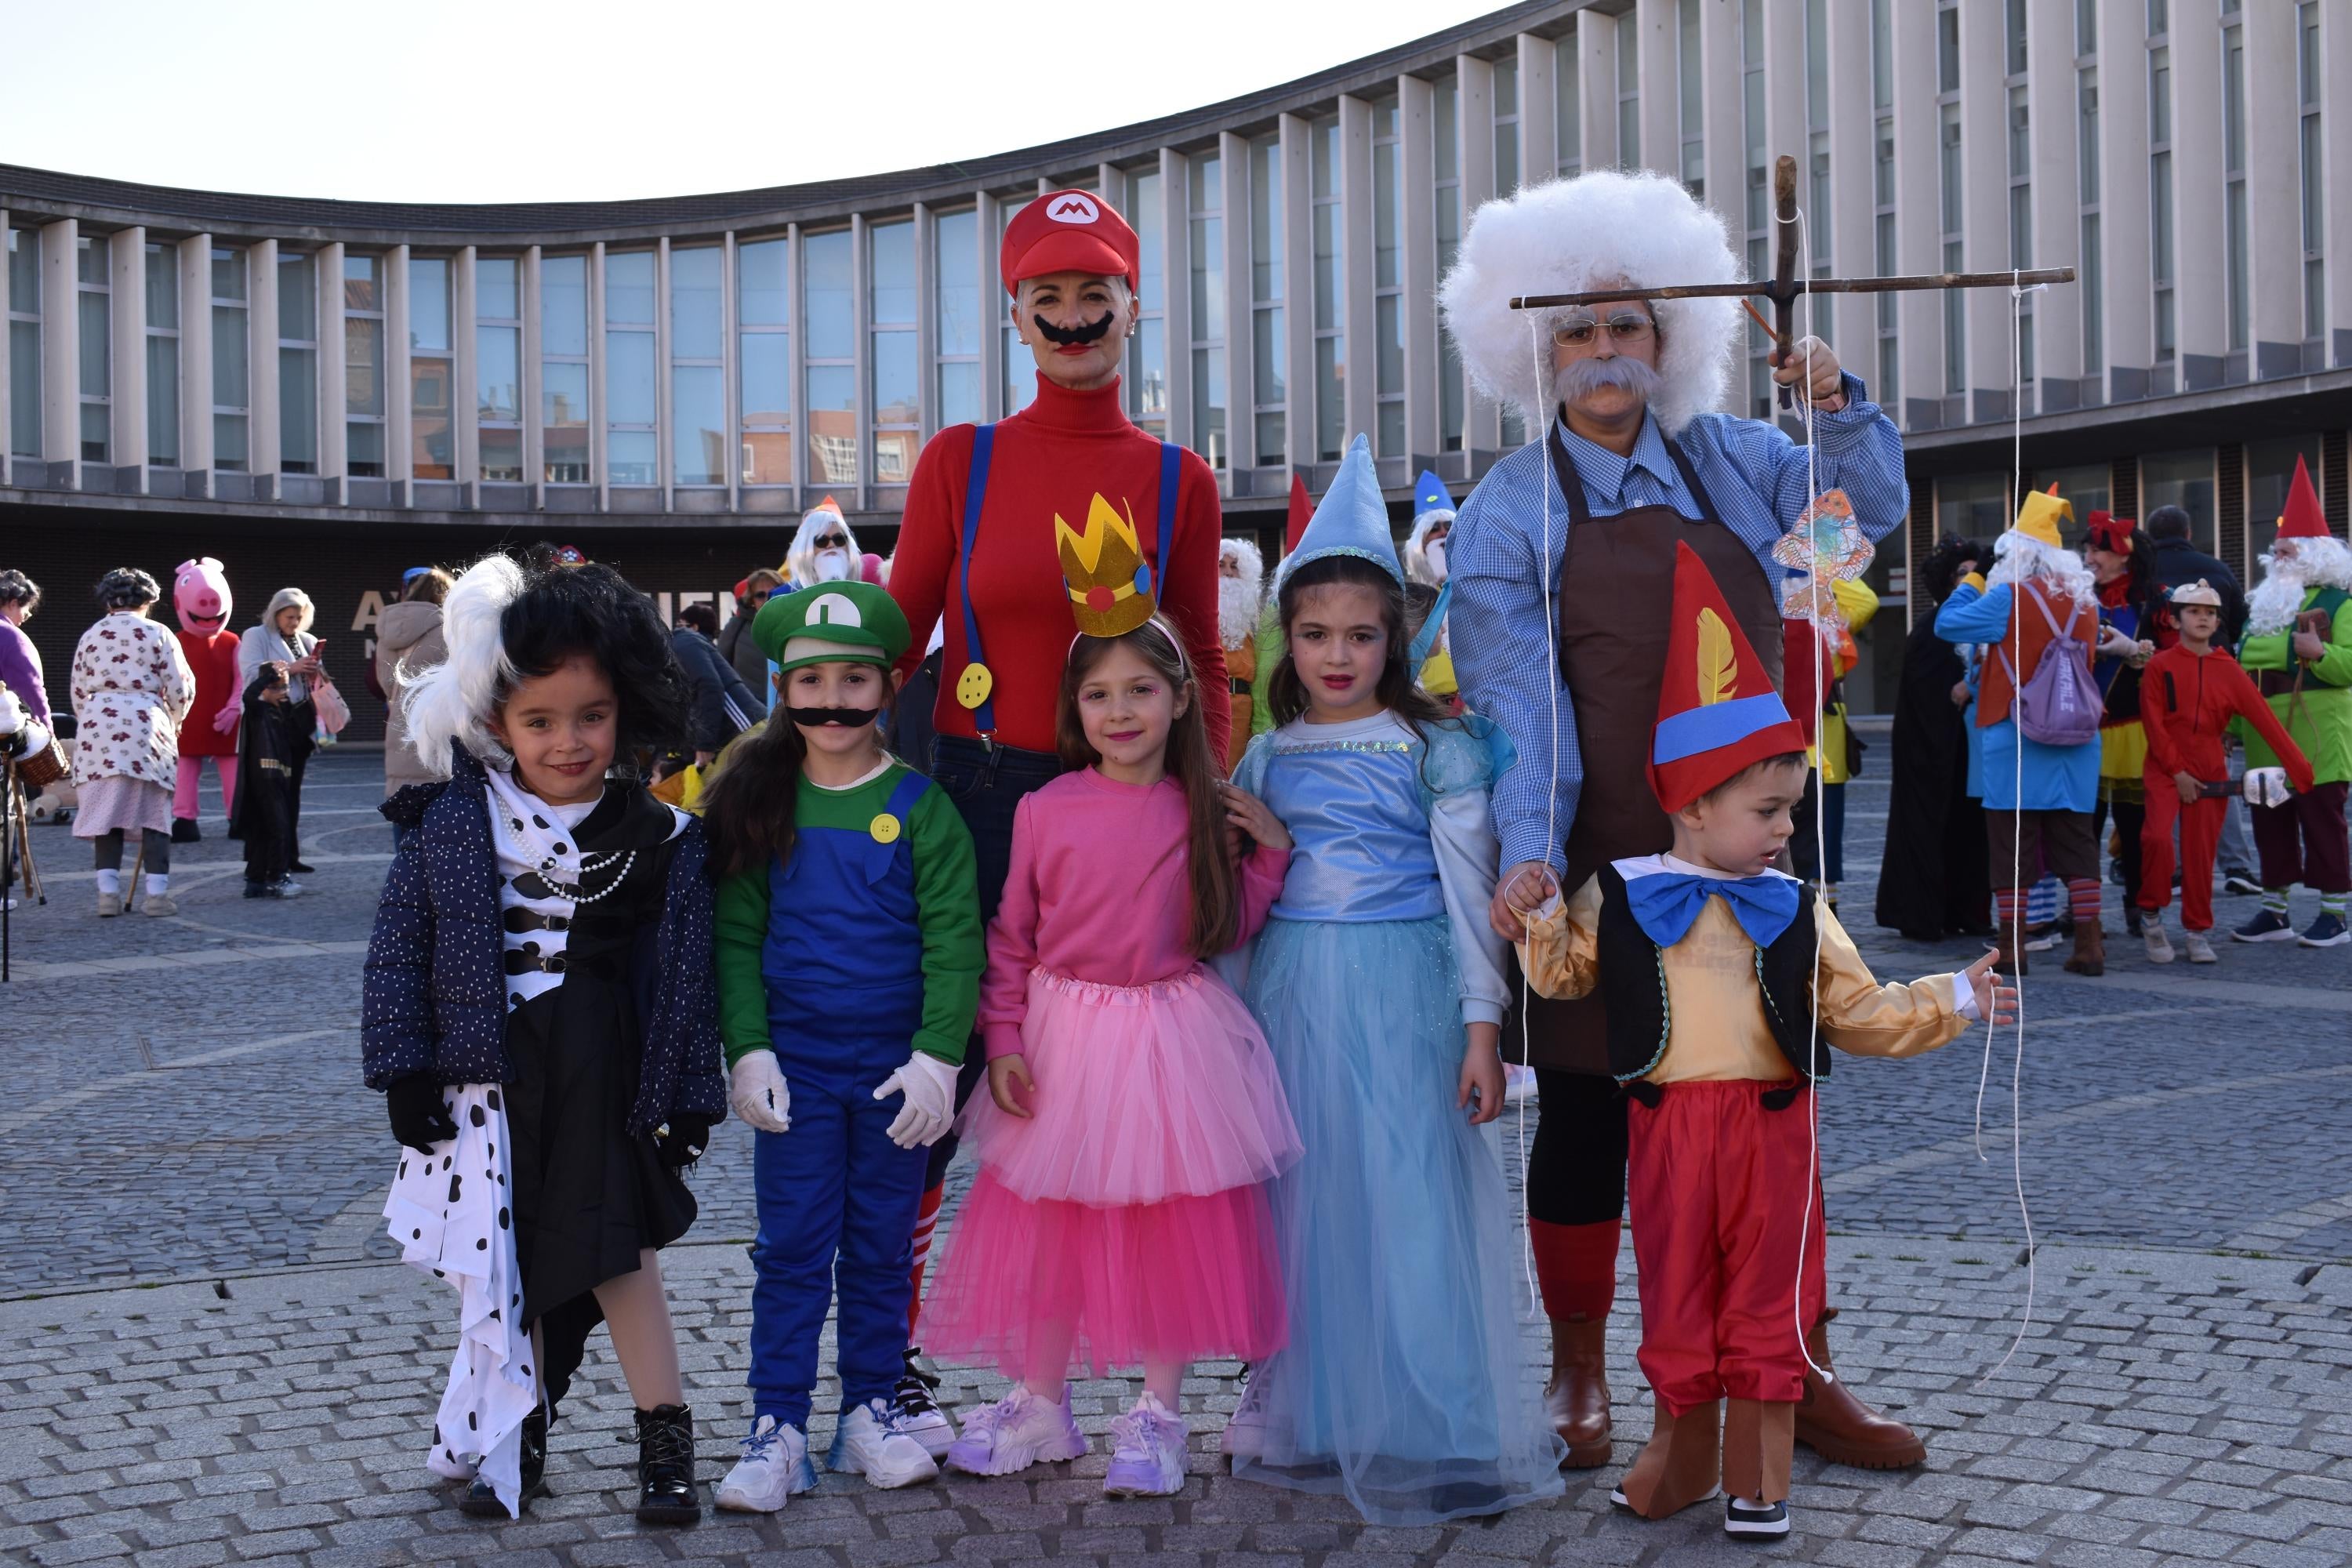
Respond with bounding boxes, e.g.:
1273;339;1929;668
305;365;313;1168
1439;170;1740;437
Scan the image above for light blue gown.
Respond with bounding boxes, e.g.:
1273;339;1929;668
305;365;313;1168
1229;711;1565;1525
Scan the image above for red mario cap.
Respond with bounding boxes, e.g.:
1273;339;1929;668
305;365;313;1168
1000;190;1140;296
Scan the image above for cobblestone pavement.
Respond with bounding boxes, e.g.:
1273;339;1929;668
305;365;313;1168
3;746;2348;1565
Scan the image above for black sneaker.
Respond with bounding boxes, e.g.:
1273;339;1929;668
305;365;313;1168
2223;873;2263;897
2233;908;2297;942
1725;1495;1791;1538
459;1406;549;1516
893;1348;954;1460
2299;912;2350;948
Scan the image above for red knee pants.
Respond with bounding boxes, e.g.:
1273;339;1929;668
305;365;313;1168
2139;779;2225;931
1627;1079;1826;1415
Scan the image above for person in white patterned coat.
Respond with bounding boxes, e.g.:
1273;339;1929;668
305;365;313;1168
69;568;194;917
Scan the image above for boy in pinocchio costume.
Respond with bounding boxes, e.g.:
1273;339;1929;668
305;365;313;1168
1514;546;2013;1541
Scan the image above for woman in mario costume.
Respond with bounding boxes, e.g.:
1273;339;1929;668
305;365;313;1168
883;188;1231;1419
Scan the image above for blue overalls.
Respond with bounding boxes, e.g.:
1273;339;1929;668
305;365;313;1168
749;771;938;1429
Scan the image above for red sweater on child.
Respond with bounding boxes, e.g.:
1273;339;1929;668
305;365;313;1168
2140;642;2314;789
887;376;1230;763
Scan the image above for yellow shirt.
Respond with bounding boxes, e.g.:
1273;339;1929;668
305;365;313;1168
1518;865;1969;1083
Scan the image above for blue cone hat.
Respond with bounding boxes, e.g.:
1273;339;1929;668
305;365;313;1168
1275;434;1402;592
1413;468;1455;521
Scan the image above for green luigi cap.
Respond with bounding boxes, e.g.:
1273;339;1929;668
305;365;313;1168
752;580;911;673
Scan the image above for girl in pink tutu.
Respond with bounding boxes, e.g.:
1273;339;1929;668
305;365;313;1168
920;613;1298;1497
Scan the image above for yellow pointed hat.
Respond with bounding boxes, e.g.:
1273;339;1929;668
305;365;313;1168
2013;482;2073;550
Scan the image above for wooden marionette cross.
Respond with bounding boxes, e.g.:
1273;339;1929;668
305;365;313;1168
1510;155;2077;410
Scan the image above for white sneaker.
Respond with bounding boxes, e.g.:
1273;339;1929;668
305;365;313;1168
2183;931;2218;964
1725;1494;1791;1538
1104;1393;1188;1497
140;893;177;917
892;1348;956;1459
96;891;122;917
1219;1370;1267;1461
2143;924;2174;964
826;1399;939;1489
715;1416;815;1512
944;1385;1086;1476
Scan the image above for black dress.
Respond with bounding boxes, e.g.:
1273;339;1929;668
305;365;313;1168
1875;610;1992;939
503;786;698;1414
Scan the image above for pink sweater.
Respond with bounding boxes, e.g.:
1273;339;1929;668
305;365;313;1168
981;768;1288;1059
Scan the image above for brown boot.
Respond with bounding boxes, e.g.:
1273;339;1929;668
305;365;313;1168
1992;909;2027;977
2063;917;2106;976
1792;1309;1927;1469
1610;1396;1722;1519
1543;1315;1612;1468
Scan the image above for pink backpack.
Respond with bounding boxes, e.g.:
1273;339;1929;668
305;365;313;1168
1997;585;2103;748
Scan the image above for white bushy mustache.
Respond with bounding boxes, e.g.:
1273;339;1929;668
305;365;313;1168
1556;355;1661;402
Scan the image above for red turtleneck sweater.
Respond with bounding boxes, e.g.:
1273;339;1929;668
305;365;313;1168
889;375;1231;763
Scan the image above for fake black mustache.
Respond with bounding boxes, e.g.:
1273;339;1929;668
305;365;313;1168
1034;311;1116;347
786;705;881;729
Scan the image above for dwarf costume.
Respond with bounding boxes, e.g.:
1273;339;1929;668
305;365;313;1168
1405;470;1461;702
1518;546;1980;1533
169;557;241;840
1218;535;1268;752
1439;168;1917;1472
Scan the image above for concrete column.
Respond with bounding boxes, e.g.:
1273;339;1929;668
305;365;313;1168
1762;0;1805;207
249;238;279;476
1517;32;1557;189
1891;0;1944;419
2029;0;2085;393
590;241;608;507
1454;56;1497;452
1638;0;1678;183
977;195;1004;424
454;246;479;485
2172;11;2225;385
2097;0;2154;390
38;219;76;470
1341;93;1379;450
0;209;10;463
2243;0;2303;376
523;245;544;492
316;241;347;482
1222;129;1256;472
657;235;677;505
1397;79;1438;464
180;235;213;477
1959;0;2010;419
108;226;145;481
2328;0;2352;365
912;208;935;442
1578;11;1618;171
1825;0;1876;368
1700;0;1745;260
387;245;412;484
1281;112;1316;466
781;228;800;507
1162;151;1193;452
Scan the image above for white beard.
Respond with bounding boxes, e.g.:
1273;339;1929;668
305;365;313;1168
1218;573;1264;648
812;550;851;583
2248;536;2352;636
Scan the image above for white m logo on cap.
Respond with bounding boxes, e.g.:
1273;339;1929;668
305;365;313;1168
1047;194;1102;225
808;592;863;628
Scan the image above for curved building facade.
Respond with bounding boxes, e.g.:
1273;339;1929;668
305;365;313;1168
5;0;2350;739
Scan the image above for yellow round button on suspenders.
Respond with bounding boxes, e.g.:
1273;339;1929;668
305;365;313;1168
869;813;902;845
955;662;995;710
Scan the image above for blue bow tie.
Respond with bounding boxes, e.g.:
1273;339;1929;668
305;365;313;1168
1625;870;1803;949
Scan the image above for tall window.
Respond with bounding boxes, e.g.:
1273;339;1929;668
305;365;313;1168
934;211;982;430
1872;0;1899;405
2299;2;2324;345
1617;21;1641;167
408;256;454;481
1189;152;1227;472
214;246;251;472
143;243;178;467
1556;33;1581;177
2078;0;2103;383
1435;77;1465;452
1744;0;1773;417
1249;136;1287;466
603;250;657;485
343;252;382;477
477;256;523;482
802;229;856;485
2142;447;2216;551
869;221;917;484
2006;0;2034;391
2223;13;2247;358
6;228;36;458
1127;169;1167;436
670;245;724;486
1937;1;1965;396
77;237;108;463
541;254;590;483
738;236;791;485
995;201;1036;417
2148;10;2174;364
1374;99;1408;454
1313;117;1347;462
278;252;318;475
1494;57;1521;196
1680;0;1706;198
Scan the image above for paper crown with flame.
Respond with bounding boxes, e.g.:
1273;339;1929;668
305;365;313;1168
1056;492;1160;637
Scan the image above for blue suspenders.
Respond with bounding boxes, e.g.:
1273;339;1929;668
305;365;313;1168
954;426;1181;740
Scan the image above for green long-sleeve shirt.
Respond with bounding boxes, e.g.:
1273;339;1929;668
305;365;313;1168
713;760;984;1068
2235;586;2352;784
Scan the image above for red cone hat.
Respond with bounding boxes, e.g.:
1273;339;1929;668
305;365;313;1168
1649;543;1808;814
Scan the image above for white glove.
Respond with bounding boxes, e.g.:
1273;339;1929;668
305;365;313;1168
873;1051;960;1149
729;1049;792;1134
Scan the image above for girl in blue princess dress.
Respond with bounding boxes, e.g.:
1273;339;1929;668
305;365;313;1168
1224;437;1566;1525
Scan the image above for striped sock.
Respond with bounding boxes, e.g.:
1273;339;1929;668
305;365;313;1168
2263;889;2291;914
2322;892;2347;919
906;1181;945;1340
2067;878;2103;922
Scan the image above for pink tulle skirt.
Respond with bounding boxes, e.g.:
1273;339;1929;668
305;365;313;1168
966;965;1301;1205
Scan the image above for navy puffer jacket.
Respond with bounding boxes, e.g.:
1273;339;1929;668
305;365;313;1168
361;746;728;1134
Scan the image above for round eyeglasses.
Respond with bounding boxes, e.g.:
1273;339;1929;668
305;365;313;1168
1552;312;1657;349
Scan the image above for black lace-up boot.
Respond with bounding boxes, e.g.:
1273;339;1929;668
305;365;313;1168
632;1403;701;1523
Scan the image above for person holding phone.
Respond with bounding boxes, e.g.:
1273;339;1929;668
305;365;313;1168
239;587;326;874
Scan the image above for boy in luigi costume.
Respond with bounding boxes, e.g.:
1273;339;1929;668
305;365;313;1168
702;580;985;1508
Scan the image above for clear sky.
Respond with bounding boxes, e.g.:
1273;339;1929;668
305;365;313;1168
2;0;1510;205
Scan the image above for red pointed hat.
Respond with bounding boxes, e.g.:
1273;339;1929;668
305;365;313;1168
2279;455;2328;540
1649;543;1808;814
1286;474;1312;554
1000;191;1140;296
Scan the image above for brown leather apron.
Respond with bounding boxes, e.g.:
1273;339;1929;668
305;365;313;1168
1515;427;1787;1075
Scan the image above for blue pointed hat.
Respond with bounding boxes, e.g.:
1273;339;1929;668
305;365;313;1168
1413;468;1455;521
1275;434;1401;592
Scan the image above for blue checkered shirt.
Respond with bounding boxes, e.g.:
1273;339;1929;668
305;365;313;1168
1450;374;1908;875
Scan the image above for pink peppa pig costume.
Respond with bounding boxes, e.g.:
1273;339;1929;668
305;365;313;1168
171;557;242;842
